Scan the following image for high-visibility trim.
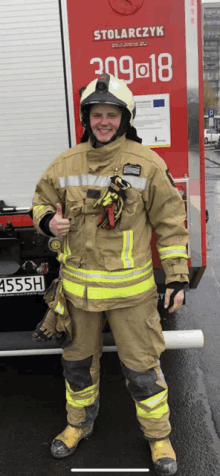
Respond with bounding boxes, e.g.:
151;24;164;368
57;236;71;265
87;274;155;300
59;174;110;188
158;245;188;260
57;253;64;263
54;302;64;315
140;390;168;409
58;174;147;190
63;266;152;284
33;205;44;214
63;260;153;283
63;235;71;265
66;381;99;408
136;401;169;420
62;277;85;298
121;231;134;268
121;175;147;189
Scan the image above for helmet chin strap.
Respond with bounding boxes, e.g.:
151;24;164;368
80;105;133;145
89;109;130;147
94;131;121;148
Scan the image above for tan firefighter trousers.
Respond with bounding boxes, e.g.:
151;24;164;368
62;293;171;440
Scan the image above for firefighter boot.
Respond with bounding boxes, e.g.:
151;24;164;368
149;438;177;476
50;424;93;459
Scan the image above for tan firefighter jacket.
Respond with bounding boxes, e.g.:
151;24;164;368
32;134;189;312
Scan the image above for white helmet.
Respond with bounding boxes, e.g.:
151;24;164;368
80;73;135;126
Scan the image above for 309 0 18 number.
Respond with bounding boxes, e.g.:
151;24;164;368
90;54;173;84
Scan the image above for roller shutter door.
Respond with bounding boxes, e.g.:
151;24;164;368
0;0;71;207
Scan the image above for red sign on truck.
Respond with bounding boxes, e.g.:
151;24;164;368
61;0;206;287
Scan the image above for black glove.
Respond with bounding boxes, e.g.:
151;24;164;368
165;281;186;310
32;309;56;342
32;310;72;348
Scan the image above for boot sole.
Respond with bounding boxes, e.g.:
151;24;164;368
153;460;177;476
50;428;93;459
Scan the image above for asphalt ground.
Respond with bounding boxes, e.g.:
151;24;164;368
1;149;220;475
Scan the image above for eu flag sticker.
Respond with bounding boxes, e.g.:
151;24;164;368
153;99;165;108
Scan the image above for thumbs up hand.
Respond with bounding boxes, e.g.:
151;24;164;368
49;203;70;237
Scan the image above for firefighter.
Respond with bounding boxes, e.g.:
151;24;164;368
32;73;189;476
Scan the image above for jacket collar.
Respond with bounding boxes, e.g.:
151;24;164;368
86;135;126;173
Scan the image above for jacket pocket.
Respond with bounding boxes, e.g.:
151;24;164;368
66;200;84;231
118;189;144;231
104;256;125;271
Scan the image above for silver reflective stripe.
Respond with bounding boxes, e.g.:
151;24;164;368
121;175;147;189
58;174;111;188
64;262;152;280
87;175;110;187
124;231;131;268
58;174;147;190
160;249;187;256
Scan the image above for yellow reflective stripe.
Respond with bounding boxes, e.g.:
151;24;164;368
63;265;153;284
57;253;64;263
158;246;186;252
160;253;188;260
160;252;188;260
121;231;134;268
66;381;99;408
62;277;85;298
63;235;71;265
64;260;152;280
158;246;188;260
136;401;169;420
141;390;168;409
87;274;155;300
33;205;44;212
128;231;134;268
54;302;64;315
33;205;45;213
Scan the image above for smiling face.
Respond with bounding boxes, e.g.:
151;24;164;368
89;104;122;146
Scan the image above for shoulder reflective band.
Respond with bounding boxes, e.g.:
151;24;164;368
63;260;153;283
59;174;147;190
65;381;99;408
121;230;134;268
158;246;188;260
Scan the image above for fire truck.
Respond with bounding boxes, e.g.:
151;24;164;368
0;0;206;355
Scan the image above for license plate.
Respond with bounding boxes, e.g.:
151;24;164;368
0;275;45;296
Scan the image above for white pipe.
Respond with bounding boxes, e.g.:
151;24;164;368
0;330;204;357
163;329;204;349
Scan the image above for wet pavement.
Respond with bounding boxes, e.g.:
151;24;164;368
1;151;220;475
